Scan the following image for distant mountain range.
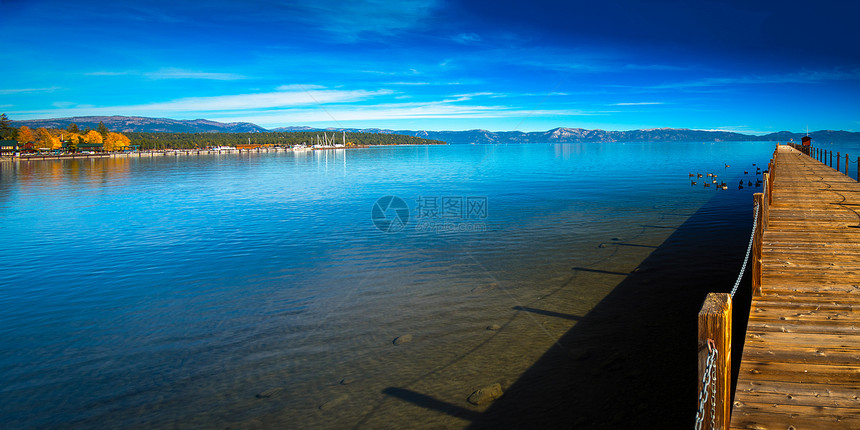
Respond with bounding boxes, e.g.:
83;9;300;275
10;116;860;143
10;116;267;133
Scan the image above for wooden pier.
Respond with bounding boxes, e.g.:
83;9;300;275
698;145;860;429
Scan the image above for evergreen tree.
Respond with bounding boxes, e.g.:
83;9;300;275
67;122;80;134
97;121;109;138
0;113;16;140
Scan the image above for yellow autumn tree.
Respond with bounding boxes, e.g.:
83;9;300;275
47;129;78;150
103;132;131;151
37;128;61;150
17;126;35;145
84;130;103;144
61;131;83;146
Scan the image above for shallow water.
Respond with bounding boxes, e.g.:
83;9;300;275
0;142;776;428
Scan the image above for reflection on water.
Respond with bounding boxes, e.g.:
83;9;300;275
0;143;775;428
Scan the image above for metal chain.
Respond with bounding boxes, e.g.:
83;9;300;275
730;201;759;298
695;345;719;430
710;352;717;430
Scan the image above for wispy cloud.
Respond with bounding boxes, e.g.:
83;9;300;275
624;64;690;71
304;0;440;41
0;87;61;95
451;33;481;44
85;69;249;80
652;68;860;90
611;102;664;106
197;98;609;128
275;84;326;91
85;71;133;76
450;92;496;100
12;87;394;119
145;68;248;80
386;81;432;86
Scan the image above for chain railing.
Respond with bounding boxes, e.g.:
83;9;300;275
696;144;777;429
730;202;759;298
695;340;718;430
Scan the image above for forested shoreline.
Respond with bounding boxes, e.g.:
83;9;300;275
126;132;446;149
1;114;446;151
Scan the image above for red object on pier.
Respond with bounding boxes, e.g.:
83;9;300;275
802;136;811;146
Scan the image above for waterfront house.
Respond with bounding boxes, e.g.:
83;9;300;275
0;140;19;156
76;142;104;152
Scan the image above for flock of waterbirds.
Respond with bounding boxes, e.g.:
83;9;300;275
689;163;765;190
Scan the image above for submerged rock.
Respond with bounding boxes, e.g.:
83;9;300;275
256;387;283;398
340;377;355;385
393;334;413;345
486;324;501;331
467;383;504;406
319;394;349;411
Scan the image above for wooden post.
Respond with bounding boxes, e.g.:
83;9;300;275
762;172;771;220
837;152;840;172
830;150;833;168
698;293;732;430
846;154;849;175
752;193;764;297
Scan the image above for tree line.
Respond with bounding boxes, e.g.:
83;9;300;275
1;114;445;150
124;131;445;149
0;114;131;151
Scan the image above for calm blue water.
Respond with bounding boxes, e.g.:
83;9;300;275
1;142;778;428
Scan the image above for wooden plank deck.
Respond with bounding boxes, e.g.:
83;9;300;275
730;145;860;429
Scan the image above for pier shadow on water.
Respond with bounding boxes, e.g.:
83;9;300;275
455;194;755;428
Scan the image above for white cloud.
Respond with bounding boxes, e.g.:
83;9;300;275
451;92;496;100
201;99;606;128
145;68;248;80
0;87;61;95
85;69;249;80
11;88;394;119
386;81;432;86
275;84;326;91
611;102;665;106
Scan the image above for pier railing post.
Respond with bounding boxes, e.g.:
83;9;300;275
837;152;840;172
752;193;764;297
698;293;732;430
762;172;771;221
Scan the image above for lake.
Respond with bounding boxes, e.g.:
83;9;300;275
0;142;783;428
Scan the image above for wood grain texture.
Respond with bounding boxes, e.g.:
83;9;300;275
730;145;860;429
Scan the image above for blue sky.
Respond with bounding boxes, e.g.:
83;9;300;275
1;0;858;133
